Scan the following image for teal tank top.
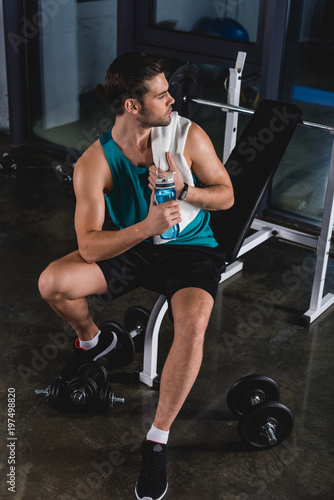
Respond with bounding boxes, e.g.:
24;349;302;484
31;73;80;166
100;130;218;247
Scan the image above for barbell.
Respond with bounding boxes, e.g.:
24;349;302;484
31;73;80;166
168;63;334;133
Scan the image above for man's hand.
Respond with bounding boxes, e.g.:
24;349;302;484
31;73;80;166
143;191;182;237
148;152;184;198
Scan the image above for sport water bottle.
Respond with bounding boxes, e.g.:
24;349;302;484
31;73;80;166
155;171;180;240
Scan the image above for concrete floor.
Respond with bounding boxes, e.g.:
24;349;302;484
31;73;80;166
1;140;334;500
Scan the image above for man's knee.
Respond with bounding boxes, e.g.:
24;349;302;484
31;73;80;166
38;262;61;302
171;289;214;345
174;309;210;345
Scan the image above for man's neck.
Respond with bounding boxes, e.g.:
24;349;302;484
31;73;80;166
112;116;152;153
111;116;153;167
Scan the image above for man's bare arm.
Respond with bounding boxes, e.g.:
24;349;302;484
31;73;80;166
157;123;234;211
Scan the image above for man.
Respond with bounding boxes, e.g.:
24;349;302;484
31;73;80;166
38;51;234;500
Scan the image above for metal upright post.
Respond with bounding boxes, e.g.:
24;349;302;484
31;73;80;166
139;295;168;387
302;136;334;323
223;52;247;164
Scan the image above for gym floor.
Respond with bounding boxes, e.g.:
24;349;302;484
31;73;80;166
1;133;334;500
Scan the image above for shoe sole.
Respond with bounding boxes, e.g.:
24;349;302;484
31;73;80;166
135;482;168;500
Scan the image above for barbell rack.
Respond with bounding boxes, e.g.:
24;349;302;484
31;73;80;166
183;56;334;325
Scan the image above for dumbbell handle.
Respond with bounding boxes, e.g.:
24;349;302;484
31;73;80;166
70;386;125;407
110;394;125;406
71;388;87;405
260;421;277;446
249;392;278;446
35;386;89;405
35;387;50;397
250;395;261;406
129;324;143;340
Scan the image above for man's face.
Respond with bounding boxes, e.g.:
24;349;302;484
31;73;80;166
137;73;175;128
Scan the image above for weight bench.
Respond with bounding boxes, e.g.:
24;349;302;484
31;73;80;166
136;99;302;388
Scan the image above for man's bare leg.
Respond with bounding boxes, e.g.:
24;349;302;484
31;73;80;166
153;287;214;431
38;251;118;381
38;250;108;340
136;287;214;500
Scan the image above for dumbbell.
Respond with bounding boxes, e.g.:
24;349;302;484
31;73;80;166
0;153;18;177
35;362;124;413
53;163;74;197
65;362;109;412
66;362;125;412
227;374;294;449
101;305;150;369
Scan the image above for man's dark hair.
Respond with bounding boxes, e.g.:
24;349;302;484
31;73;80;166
104;51;168;116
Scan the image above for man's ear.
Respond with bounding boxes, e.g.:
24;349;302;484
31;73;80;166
124;98;139;114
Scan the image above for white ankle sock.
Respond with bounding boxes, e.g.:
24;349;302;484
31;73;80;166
79;330;101;350
146;424;169;445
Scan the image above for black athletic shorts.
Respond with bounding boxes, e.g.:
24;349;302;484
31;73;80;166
96;241;226;306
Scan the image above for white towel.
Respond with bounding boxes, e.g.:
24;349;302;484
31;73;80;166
151;111;200;244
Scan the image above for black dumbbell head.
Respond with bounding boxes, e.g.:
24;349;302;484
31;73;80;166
48;378;68;411
65;375;99;412
96;384;113;413
123;305;150;352
77;361;108;385
227;374;280;417
238;401;294;449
